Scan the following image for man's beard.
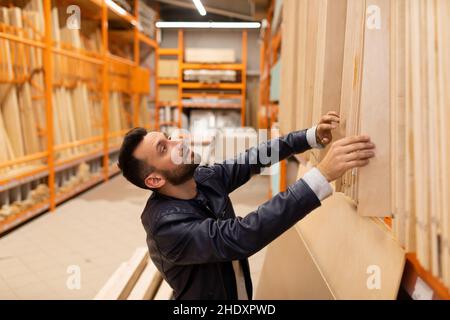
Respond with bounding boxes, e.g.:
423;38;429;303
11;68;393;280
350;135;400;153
162;150;201;186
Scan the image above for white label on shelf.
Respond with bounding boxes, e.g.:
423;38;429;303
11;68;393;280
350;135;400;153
412;277;433;300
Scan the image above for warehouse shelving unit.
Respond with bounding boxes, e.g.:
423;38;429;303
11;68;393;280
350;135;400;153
258;0;286;197
155;30;183;131
0;0;157;235
258;0;449;300
156;29;248;130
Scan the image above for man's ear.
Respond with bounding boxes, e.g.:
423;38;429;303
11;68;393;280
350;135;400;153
145;172;165;190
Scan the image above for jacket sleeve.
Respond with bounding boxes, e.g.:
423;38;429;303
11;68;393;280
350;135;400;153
213;129;311;193
153;178;321;265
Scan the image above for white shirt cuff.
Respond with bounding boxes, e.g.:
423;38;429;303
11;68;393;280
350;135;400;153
302;167;333;201
306;126;324;149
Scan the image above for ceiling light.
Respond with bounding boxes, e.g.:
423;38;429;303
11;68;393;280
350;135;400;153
192;0;207;16
155;21;261;29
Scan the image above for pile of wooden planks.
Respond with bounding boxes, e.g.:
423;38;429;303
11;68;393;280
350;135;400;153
390;0;450;288
257;166;405;299
279;0;450;289
0;2;46;176
94;247;170;300
109;91;132;146
51;6;103;160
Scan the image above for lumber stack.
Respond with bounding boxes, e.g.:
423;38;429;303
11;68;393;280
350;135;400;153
257;166;405;299
390;0;450;287
51;6;103;160
0;2;46;176
279;0;450;289
109;91;132;146
138;0;157;39
94;247;167;300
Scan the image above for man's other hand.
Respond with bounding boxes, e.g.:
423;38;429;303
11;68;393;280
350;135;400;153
316;135;376;182
316;111;340;146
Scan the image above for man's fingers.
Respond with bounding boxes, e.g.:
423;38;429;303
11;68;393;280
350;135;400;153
345;159;370;170
318;123;338;131
320;115;340;124
326;111;340;118
343;150;375;162
336;135;371;146
341;141;375;154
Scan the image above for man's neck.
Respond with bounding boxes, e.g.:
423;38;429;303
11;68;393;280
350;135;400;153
158;177;198;200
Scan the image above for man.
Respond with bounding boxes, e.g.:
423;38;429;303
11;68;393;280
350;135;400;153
117;111;375;300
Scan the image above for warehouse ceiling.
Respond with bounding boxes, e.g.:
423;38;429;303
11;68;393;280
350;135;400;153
152;0;270;22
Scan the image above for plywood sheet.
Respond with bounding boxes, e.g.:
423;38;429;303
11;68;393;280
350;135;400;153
127;260;162;300
154;281;173;300
255;227;334;300
357;0;391;217
296;192;405;299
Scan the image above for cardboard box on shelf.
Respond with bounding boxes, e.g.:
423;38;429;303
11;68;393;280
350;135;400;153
158;60;179;79
185;48;236;63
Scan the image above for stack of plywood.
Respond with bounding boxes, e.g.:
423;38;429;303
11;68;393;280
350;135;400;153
256;166;405;300
279;0;347;163
50;6;103;160
94;247;168;300
109;91;131;146
185;48;236;63
278;0;450;292
0;2;47;176
158;60;178;79
138;1;158;39
390;0;450;288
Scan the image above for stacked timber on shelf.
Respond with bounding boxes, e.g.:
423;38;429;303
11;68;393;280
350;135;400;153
50;5;103;194
391;0;450;291
0;2;50;221
0;4;46;176
0;0;156;231
273;0;450;297
51;6;103;160
94;247;170;300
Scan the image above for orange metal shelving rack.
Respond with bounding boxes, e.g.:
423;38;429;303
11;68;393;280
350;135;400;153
0;0;158;235
156;29;248;131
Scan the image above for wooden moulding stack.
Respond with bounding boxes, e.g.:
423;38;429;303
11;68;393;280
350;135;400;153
256;164;405;299
0;2;47;177
95;247;166;300
109;91;132;146
393;0;450;287
50;6;103;161
278;0;450;293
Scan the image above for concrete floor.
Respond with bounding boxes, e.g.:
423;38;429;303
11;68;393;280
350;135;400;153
0;172;269;300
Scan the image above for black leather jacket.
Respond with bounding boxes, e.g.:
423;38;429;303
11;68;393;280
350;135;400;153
141;129;322;300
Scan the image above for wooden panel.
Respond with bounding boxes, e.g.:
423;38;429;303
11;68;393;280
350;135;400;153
436;0;450;288
316;0;348;163
127;260;162;300
391;0;405;247
409;0;430;270
357;0;391;217
338;0;365;195
279;0;298;134
296;191;405;299
94;247;148;300
255;227;334;300
154;280;173;300
403;0;417;255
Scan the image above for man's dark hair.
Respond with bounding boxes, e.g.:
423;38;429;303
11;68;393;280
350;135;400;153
117;127;154;190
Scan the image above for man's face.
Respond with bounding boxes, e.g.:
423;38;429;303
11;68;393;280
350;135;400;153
133;131;201;189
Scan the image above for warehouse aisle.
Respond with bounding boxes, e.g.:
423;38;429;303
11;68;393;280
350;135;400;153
0;173;269;300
